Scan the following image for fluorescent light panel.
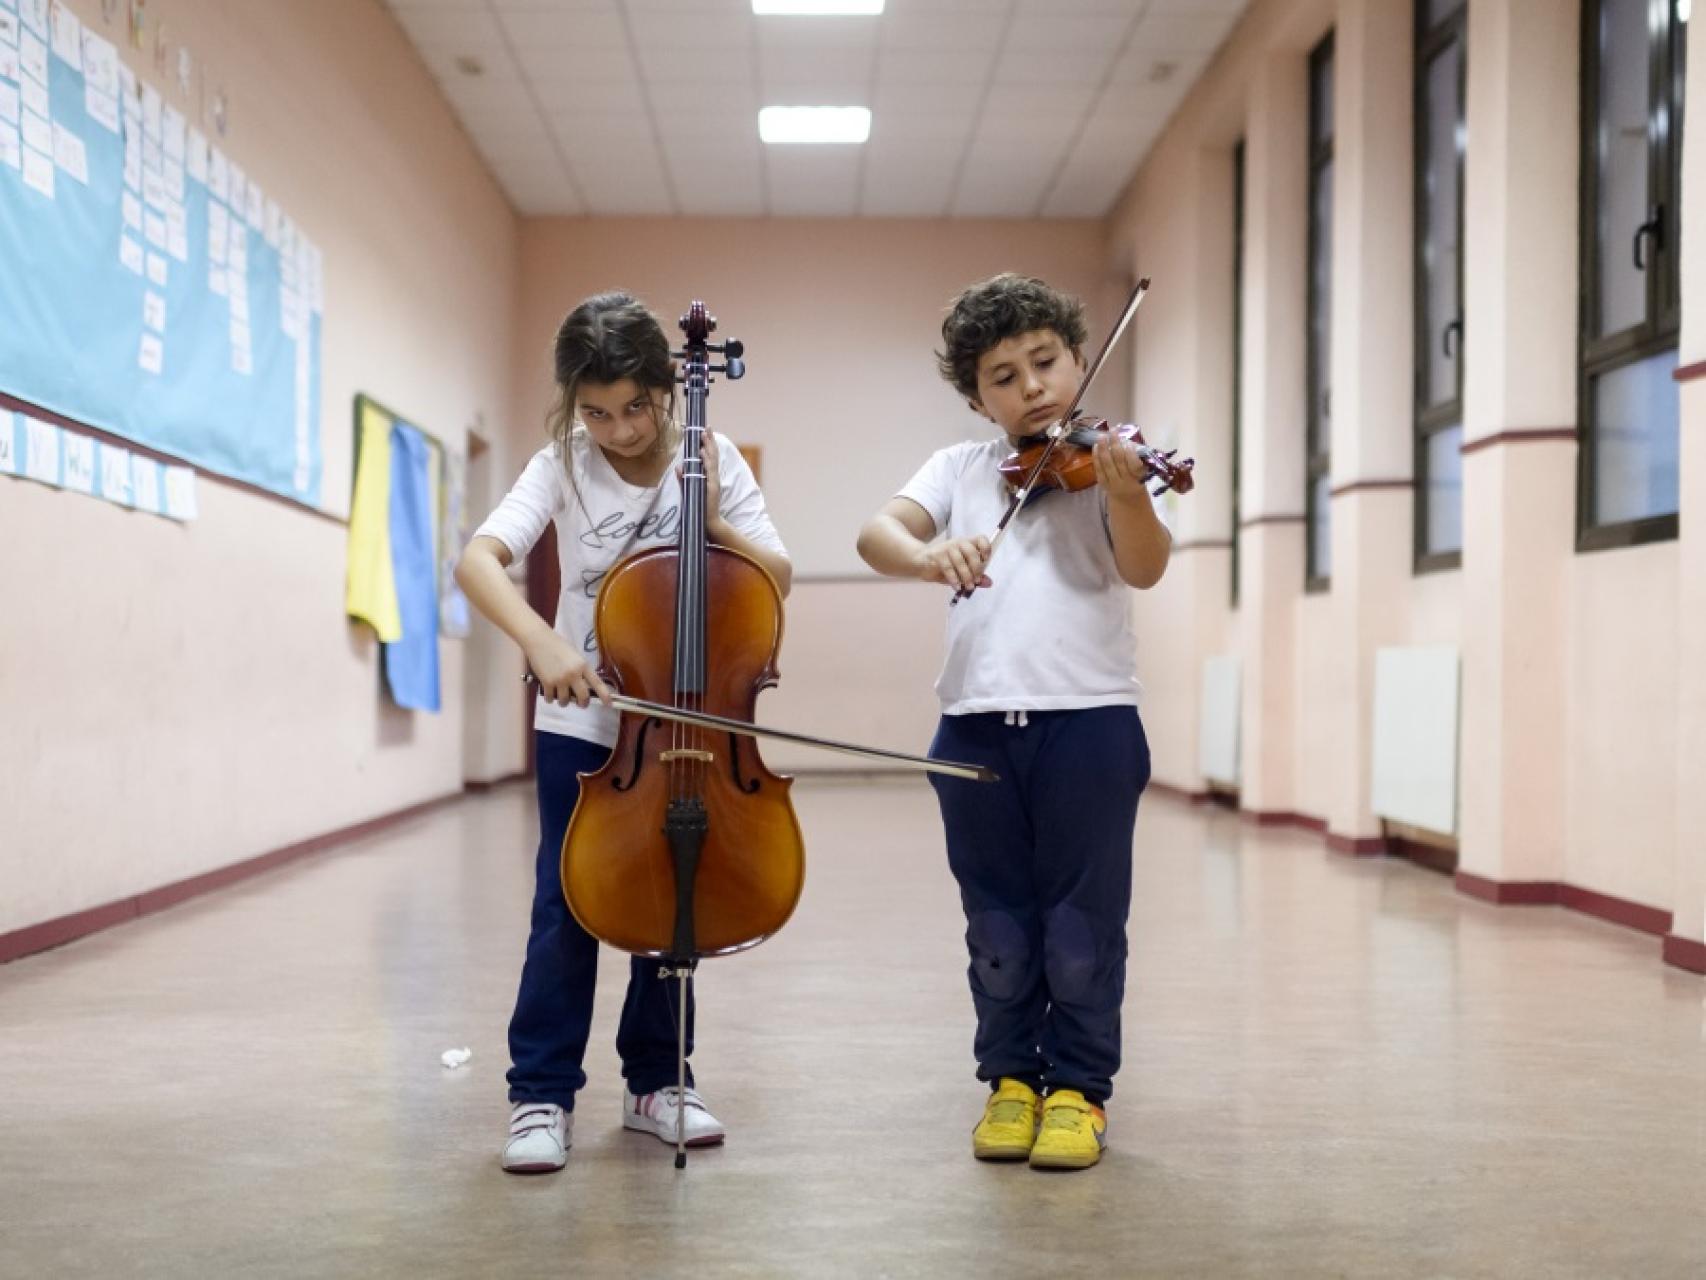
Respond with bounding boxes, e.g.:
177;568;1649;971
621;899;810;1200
759;106;871;144
752;1;885;13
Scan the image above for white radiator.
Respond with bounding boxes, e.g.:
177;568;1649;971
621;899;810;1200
1197;655;1241;788
1370;646;1460;835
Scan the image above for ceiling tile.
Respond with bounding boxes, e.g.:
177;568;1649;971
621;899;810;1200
757;15;879;52
638;44;755;81
648;81;761;119
872;80;984;117
765;147;861;215
950;161;1052;218
574;148;676;215
1127;12;1238;55
759;47;875;89
383;0;1253;220
494;8;626;51
870;112;979;147
993;46;1117;85
552;115;659;157
981;83;1097;122
874;48;994;86
534;76;650;114
1005;12;1133;53
627;9;755;49
390;5;506;50
878;11;1006;53
663;146;767;216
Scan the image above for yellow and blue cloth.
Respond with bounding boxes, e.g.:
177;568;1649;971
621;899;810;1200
345;400;446;711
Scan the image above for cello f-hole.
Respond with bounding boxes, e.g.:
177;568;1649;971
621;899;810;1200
612;715;662;792
728;731;759;794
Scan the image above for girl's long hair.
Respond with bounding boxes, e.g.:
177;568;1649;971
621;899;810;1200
546;291;678;509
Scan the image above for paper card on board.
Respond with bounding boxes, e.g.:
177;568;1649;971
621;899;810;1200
98;442;133;505
23;414;60;485
61;430;95;494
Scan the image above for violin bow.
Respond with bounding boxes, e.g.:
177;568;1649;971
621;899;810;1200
951;276;1151;605
523;674;997;782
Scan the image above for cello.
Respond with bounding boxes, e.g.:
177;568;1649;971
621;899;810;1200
556;301;992;1168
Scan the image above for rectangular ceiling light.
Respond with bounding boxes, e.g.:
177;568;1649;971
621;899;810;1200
759;106;872;144
752;2;885;13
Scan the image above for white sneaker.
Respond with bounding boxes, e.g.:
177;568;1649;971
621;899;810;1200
502;1102;571;1174
622;1086;727;1147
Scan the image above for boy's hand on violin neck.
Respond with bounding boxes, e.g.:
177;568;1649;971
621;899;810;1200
523;630;613;709
1093;435;1157;508
917;535;993;593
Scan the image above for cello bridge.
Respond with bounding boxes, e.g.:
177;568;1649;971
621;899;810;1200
658;748;716;764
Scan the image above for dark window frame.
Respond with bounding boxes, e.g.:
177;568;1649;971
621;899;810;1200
1232;138;1245;608
1576;0;1686;551
1413;0;1467;574
1305;32;1335;594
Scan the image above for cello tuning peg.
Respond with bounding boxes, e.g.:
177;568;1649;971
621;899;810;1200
723;338;744;359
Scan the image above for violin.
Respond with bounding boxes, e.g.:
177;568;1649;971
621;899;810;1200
953;277;1198;604
998;415;1196;499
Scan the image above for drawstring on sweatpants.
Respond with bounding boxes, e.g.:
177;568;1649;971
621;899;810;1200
1003;710;1030;728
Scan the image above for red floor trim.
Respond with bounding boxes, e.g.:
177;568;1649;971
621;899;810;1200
1147;779;1211;804
1243;809;1329;833
1456;872;1675;937
1557;884;1671;937
1326;831;1388;856
1662;934;1706;974
0;790;462;965
464;771;529;793
1454;871;1561;905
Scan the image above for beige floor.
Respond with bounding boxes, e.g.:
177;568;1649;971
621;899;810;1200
0;777;1702;1279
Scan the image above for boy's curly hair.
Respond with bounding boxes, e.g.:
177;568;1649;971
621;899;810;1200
935;273;1088;400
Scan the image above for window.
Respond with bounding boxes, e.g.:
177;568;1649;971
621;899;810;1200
1578;0;1687;548
1232;139;1245;607
1305;34;1334;590
1414;0;1466;569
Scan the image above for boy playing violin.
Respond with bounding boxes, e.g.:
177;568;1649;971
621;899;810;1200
855;273;1170;1170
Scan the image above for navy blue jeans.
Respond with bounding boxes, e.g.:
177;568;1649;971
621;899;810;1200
928;706;1149;1104
506;731;693;1110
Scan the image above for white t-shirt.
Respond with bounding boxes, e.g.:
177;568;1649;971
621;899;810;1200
473;428;788;746
897;437;1161;716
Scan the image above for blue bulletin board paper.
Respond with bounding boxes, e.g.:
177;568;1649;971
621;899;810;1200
0;23;324;506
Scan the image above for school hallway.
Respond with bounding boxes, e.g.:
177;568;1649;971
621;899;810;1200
1;775;1700;1280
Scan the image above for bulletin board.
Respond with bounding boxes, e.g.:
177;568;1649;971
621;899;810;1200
0;0;325;506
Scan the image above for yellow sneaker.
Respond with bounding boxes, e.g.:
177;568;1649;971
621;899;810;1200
1028;1089;1106;1170
972;1078;1042;1161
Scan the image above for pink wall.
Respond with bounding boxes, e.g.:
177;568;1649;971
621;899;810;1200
1100;0;1699;957
6;0;1700;969
0;0;518;936
500;218;1119;772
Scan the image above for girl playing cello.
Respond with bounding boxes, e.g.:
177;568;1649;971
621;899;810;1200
456;291;791;1173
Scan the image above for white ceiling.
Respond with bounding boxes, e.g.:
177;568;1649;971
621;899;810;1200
382;0;1249;218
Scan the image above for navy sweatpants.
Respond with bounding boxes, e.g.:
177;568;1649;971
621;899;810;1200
506;731;693;1110
928;705;1149;1104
